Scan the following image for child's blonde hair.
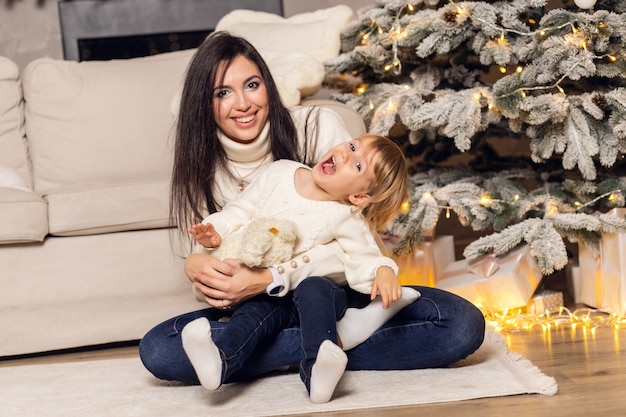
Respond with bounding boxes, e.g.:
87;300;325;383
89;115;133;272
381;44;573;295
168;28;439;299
359;134;410;232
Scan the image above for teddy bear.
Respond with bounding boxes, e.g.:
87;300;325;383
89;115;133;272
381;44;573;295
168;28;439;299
212;217;298;268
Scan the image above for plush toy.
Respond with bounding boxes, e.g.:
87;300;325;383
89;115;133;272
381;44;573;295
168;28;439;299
212;217;298;267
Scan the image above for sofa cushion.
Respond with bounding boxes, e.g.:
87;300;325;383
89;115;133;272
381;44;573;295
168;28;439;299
46;180;169;236
0;56;31;189
215;5;354;63
21;50;195;236
0;187;48;243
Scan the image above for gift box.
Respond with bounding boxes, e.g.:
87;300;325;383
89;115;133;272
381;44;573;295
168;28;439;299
436;244;543;311
527;290;564;315
578;208;626;315
383;235;455;287
565;260;582;304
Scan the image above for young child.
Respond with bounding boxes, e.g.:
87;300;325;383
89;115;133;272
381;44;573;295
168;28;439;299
182;134;419;403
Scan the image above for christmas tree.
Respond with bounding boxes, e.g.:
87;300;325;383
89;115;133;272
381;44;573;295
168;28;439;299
325;0;626;276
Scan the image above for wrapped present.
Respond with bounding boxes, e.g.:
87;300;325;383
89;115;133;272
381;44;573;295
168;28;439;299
383;235;455;287
436;244;542;311
527;290;564;315
578;208;626;315
565;260;582;304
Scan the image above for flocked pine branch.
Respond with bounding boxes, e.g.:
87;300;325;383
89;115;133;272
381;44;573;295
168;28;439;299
328;0;626;274
384;166;626;273
326;1;626;180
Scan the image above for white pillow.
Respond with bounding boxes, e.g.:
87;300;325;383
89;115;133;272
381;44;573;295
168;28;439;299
215;5;355;63
261;50;324;108
0;162;29;191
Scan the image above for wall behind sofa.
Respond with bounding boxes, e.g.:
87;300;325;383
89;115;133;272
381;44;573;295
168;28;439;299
0;0;372;71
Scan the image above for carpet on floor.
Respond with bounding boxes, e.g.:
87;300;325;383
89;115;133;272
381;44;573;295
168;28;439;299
0;328;557;416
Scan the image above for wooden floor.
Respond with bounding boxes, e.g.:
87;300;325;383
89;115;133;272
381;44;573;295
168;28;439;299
2;315;626;416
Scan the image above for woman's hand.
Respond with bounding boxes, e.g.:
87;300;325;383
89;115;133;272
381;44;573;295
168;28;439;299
184;253;273;309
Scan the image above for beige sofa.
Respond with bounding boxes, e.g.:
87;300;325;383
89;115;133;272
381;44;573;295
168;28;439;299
0;6;365;357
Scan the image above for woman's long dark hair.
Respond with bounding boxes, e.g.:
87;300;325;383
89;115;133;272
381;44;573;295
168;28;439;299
170;31;318;252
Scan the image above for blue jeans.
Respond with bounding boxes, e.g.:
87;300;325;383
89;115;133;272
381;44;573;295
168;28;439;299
292;277;347;391
207;293;296;384
139;286;485;385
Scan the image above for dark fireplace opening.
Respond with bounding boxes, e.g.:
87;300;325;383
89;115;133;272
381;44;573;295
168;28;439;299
57;0;283;62
77;30;212;61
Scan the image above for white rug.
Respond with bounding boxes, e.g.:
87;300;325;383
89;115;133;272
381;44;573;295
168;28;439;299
1;329;557;417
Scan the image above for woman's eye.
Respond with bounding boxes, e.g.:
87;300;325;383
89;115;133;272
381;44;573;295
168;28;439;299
246;81;260;90
215;89;230;99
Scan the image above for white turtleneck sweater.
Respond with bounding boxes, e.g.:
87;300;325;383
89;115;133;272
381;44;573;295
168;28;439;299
204;105;356;292
213;105;353;209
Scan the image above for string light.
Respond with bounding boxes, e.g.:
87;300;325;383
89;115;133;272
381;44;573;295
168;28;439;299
485;306;626;333
356;84;368;95
574;189;625;210
497;32;508;46
401;200;411;214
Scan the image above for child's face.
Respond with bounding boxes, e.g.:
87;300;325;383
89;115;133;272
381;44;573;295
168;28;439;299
312;137;379;206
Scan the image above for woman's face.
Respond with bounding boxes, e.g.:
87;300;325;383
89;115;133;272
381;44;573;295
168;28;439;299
212;55;269;144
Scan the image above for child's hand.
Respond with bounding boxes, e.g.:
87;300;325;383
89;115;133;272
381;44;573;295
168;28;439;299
371;266;402;309
188;223;222;248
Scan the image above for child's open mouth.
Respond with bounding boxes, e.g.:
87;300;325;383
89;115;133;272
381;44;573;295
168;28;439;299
321;156;336;174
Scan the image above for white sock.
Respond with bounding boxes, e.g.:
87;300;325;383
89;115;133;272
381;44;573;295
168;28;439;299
181;317;223;390
337;287;420;350
309;340;348;404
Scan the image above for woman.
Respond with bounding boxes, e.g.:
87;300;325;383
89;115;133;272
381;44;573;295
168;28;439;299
139;32;485;385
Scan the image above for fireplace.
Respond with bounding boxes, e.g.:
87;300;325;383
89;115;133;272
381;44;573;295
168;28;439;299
58;0;283;61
